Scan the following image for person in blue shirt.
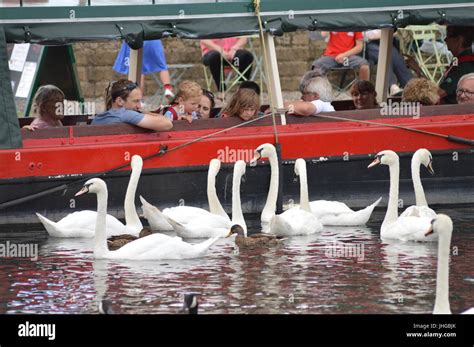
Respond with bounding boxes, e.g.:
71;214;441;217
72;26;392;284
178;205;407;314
113;40;175;100
92;79;172;132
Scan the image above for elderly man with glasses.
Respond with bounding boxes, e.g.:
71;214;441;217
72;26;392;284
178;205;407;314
440;26;474;104
456;73;474;104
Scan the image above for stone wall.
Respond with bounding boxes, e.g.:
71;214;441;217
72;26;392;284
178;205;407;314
73;32;327;100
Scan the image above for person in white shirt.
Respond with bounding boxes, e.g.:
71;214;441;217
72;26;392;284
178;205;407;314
284;70;335;116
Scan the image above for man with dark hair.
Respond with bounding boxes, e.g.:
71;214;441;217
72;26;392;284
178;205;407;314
440;26;474;104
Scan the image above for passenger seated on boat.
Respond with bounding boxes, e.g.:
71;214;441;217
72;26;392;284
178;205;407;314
440;26;474;104
201;37;254;99
159;80;201;123
364;29;413;96
350;80;379;110
402;78;441;105
198;89;215;119
219;88;260;121
22;85;65;131
91;79;172;131
311;31;370;81
284;72;335;116
456;73;474;104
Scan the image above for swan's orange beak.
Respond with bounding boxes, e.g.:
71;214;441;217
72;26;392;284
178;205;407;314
425;224;434;236
250;150;262;166
75;185;89;197
368;156;381;168
427;162;435;175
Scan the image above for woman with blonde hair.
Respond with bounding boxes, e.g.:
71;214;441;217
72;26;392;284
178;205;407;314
402;78;440;105
220;88;260;121
23;85;65;131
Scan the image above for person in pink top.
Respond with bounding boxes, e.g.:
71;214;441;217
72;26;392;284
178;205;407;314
312;31;370;81
23;85;65;131
201;37;254;97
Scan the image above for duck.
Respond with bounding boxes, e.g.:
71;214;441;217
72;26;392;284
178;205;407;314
182;293;199;314
36;155;144;238
163;160;247;238
368;150;436;242
107;227;153;251
250;144;322;236
226;224;285;248
75;178;219;260
400;148;437;218
426;214;473;314
140;158;230;231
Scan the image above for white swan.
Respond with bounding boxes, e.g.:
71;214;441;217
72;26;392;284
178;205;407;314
36;155;144;238
368;150;435;242
163;160;247;238
306;161;381;225
141;158;230;231
427;214;473;314
75;178;219;260
400;148;436;219
251;145;322;236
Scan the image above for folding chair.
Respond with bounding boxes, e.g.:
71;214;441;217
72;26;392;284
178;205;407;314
397;25;452;84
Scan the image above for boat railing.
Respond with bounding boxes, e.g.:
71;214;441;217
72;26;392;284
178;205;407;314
19;104;474;141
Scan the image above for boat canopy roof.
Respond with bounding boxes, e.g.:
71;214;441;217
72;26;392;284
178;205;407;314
0;0;474;45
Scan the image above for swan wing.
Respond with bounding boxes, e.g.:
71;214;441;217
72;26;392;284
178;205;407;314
36;211;127;238
316;197;382;226
111;235;219;260
382;216;437;242
400;205;437;219
270;209;322;236
110;233;177;258
163;206;214;224
140;196;173;231
310;200;354;217
164;214;229;238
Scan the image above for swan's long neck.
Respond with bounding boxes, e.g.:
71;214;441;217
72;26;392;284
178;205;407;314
411;154;428;206
124;164;143;229
207;169;228;219
261;152;279;224
382;160;400;229
232;171;247;235
298;164;311;212
95;188;110;258
434;231;452;314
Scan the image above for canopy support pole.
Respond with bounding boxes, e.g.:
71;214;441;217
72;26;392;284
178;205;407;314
375;28;393;103
262;32;285;125
128;47;143;84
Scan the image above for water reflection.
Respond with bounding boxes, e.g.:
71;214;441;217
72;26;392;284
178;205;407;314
0;209;473;314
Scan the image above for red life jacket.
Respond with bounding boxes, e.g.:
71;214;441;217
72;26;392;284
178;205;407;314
153;104;179;121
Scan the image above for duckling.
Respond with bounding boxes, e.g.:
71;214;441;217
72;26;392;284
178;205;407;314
107;227;153;251
182;293;199;314
226;224;285;248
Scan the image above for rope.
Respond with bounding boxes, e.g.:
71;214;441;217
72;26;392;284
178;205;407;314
0;114;272;210
253;0;279;143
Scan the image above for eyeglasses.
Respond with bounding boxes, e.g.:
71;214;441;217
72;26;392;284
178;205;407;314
456;88;474;97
